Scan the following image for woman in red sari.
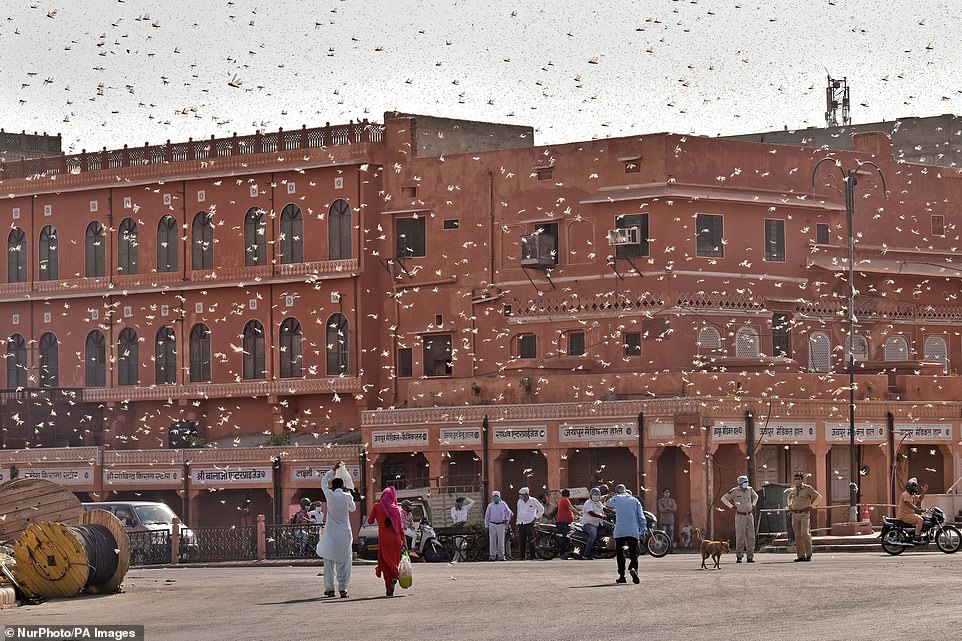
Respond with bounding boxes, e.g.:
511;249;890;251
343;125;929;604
368;486;405;596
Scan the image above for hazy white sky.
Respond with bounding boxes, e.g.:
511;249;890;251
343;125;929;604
1;0;959;154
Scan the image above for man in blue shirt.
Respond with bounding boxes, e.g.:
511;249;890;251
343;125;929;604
606;484;647;584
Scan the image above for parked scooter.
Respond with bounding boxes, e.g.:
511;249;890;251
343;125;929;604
408;518;446;562
880;507;962;555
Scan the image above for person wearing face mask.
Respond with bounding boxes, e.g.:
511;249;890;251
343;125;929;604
721;475;759;563
580;487;610;560
657;489;678;547
786;472;821;562
484;490;513;561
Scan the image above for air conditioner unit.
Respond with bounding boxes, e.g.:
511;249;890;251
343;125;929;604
520;234;556;268
607;226;640;246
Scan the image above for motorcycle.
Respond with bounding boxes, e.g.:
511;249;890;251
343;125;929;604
534;510;671;559
408;518;447;562
880;507;962;555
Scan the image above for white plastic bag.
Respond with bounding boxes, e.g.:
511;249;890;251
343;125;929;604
315;528;326;558
398;551;413;589
334;465;355;490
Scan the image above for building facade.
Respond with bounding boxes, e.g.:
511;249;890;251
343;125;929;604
2;114;962;536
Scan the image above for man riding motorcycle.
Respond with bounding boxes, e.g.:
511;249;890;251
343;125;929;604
897;478;926;543
580;487;613;560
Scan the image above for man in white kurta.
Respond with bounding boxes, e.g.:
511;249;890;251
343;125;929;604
319;465;356;597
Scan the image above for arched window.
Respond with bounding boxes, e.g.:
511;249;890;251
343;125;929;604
189;323;211;382
924;335;949;373
884;335;909;361
156;326;177;385
845;335;869;363
39;225;58;281
280;204;304;264
326;313;350;375
191;211;214;270
244;208;267;266
328;199;352;260
279;318;303;378
7;227;27;283
118;328;139;386
157;216;179;273
735;327;759;358
85;221;106;277
85;330;106;387
697;326;722;350
118;218;138;274
808;331;831;373
6;334;27;389
516;333;537;359
243;320;266;380
38;332;59;388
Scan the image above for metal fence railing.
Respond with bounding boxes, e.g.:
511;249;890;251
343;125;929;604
127;530;172;566
265;524;322;560
184;526;257;562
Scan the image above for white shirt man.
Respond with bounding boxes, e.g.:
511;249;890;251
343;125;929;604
319;465;356;598
515;488;545;560
450;497;476;524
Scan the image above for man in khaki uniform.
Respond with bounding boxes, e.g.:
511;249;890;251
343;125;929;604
787;472;821;562
721;475;758;563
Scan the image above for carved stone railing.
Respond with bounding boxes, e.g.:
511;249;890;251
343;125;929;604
0;445;101;464
275;258;359;278
82;377;362;403
0;121;384;181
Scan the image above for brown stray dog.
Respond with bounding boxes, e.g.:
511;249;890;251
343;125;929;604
696;528;730;569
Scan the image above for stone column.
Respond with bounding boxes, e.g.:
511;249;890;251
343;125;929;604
546;448;565;490
813;442;830;530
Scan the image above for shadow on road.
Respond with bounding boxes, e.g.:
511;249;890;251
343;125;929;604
568;583;630;589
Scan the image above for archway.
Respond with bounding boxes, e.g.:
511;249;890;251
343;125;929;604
195;488;272;527
655;446;691;537
498;449;548;497
445;451;482;488
566;447;637;492
896;444;951;494
379;452;430;490
710;444;746;540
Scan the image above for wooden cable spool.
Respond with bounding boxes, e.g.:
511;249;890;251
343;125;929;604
0;478;84;545
12;510;130;599
80;509;129;594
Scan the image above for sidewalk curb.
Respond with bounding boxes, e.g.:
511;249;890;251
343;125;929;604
131;559;377;570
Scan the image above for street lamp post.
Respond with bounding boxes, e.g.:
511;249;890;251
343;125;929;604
812;159;887;523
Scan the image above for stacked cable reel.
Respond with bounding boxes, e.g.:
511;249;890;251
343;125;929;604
0;478;130;600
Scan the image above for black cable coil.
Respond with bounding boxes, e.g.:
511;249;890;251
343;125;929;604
72;524;119;587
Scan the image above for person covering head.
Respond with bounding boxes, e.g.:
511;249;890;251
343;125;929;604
379;486;403;534
737;475;749;488
492;490;502;504
519;487;530;496
300;497;312;508
401;500;412;511
906;477;920;495
590;487;601;497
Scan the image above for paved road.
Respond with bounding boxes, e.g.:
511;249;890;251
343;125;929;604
5;552;962;641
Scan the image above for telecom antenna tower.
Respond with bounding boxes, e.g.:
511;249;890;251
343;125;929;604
825;75;851;127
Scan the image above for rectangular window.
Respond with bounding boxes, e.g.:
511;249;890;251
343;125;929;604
402;186;418;198
534;222;559;265
397;348;413;378
695;214;724;258
518;334;537;359
535;167;553;181
932;215;945;236
624;331;642;357
764;219;785;262
614;214;650;259
816;223;830;245
423;334;452;377
443;219;460;230
567;331;586;356
772;313;792;358
395;217;426;258
624;160;640;173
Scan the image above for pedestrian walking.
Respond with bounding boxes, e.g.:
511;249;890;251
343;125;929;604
606;484;647;584
657;489;678;546
319;463;357;598
721;475;758;563
515;487;545;560
580;487;609;560
484;490;513;560
787;472;821;562
368;486;405;596
555;489;575;557
450;496;476;524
